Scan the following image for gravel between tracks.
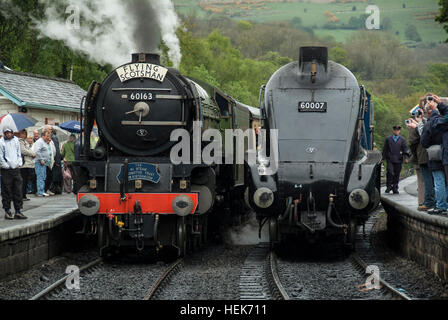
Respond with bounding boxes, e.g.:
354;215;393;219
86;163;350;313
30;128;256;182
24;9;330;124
0;249;99;300
358;207;448;299
155;244;254;300
276;247;385;300
53;261;168;300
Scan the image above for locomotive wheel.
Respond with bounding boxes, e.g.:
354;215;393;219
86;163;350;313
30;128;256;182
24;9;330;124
97;215;107;256
346;219;357;252
269;217;279;249
201;216;208;246
177;217;187;257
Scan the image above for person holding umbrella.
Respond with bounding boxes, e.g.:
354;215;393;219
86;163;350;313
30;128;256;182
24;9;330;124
0;127;26;220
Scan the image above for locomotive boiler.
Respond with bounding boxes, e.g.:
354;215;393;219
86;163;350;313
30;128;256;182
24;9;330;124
75;53;258;257
246;47;381;250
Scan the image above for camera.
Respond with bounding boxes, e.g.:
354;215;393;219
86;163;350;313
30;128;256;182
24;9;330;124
405;119;411;125
427;96;434;102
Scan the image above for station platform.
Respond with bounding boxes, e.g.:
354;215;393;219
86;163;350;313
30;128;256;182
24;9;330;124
0;194;80;279
381;176;448;282
0;194;78;242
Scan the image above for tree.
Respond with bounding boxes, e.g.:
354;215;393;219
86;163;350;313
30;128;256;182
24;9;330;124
329;46;349;66
405;24;422;42
436;0;448;42
381;17;393;31
291;17;302;29
345;31;419;81
0;0;110;89
237;20;253;31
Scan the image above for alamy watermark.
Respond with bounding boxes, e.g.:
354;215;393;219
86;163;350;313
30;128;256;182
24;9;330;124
170;121;279;175
65;265;80;290
65;5;80;30
365;5;381;30
358;265;381;291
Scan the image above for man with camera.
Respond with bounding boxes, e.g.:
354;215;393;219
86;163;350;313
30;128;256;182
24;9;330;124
407;103;435;212
382;125;410;194
426;95;448;185
414;94;448;215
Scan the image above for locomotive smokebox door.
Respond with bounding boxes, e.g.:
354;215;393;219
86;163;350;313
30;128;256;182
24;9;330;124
95;53;192;157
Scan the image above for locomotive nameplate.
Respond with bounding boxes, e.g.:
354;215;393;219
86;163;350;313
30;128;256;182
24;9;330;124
116;63;168;83
116;162;161;184
298;102;327;112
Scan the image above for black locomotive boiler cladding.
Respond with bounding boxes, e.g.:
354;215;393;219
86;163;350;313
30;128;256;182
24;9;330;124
246;47;381;250
75;53;258;257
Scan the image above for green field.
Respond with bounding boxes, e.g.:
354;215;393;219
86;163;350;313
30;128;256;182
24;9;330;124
174;0;446;45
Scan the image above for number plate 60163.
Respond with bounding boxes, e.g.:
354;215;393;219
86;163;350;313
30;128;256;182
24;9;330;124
129;92;155;101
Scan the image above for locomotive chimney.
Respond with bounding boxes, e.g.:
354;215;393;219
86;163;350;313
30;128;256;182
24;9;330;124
299;47;328;83
131;53;161;65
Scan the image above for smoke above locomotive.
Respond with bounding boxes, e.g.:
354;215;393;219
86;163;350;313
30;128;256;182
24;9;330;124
34;0;181;67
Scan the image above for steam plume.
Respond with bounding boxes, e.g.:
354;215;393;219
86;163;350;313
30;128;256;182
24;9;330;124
34;0;181;67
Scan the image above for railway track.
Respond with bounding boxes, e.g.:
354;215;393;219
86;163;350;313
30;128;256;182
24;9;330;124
241;243;412;300
350;253;411;300
239;243;289;300
143;259;184;300
29;257;103;300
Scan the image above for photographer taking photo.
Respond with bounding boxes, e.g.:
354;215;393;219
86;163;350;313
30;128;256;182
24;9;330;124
415;94;448;215
407;102;435;212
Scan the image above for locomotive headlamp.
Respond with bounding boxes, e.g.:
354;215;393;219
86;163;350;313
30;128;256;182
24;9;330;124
254;187;274;209
78;195;100;216
172;195;194;217
349;189;370;210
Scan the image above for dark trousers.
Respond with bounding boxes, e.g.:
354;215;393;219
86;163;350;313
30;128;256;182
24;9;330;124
421;164;435;208
1;169;23;212
45;166;52;192
386;161;402;192
444;165;448;186
32;171;37;194
20;168;34;199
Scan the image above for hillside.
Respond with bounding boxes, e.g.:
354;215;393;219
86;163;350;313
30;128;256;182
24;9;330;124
173;0;446;45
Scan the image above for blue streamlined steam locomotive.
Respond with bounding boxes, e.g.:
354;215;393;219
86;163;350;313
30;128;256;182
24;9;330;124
246;47;381;250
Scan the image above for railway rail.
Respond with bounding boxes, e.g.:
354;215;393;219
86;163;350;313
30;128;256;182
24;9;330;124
143;259;184;300
350;253;411;300
266;251;290;300
29;257;103;300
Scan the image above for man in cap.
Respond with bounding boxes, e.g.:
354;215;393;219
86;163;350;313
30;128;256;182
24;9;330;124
382;125;410;194
0;127;27;220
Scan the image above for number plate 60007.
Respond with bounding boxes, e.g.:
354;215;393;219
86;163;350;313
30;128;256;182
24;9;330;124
298;101;327;112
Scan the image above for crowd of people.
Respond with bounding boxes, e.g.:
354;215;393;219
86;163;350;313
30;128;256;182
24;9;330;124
382;94;448;216
0;125;76;220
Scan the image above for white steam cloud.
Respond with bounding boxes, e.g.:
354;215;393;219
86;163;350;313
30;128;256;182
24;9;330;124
224;212;268;245
34;0;181;68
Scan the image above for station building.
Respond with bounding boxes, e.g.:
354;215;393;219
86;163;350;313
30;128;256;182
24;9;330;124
0;68;85;130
